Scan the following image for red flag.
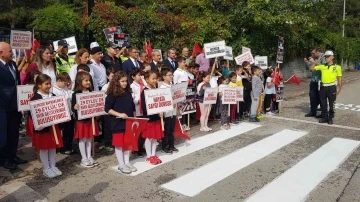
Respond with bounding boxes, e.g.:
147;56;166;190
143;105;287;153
174;118;190;140
285;74;301;85
192;42;202;57
123;118;148;151
32;39;40;51
144;39;153;60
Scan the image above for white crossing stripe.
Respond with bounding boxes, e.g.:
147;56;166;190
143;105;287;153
245;138;360;202
111;122;261;176
161;129;307;197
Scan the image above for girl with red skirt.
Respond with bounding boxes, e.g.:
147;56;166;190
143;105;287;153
105;71;137;174
71;71;99;168
140;70;164;165
30;74;63;178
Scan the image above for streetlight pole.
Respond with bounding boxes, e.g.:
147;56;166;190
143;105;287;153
341;0;346;69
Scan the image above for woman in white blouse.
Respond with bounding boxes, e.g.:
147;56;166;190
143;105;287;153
27;46;57;85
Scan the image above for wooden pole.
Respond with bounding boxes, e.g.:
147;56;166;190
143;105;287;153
161;117;164;131
52;125;59;145
187;113;190;129
91;117;95;157
92;117;95;136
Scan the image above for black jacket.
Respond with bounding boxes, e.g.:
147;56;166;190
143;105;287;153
0;60;20;112
101;53;122;72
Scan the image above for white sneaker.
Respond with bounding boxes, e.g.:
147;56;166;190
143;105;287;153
126;164;137;172
266;112;275;116
200;127;209;132
205;126;212;131
89;157;99;166
81;159;94;168
117;165;132;174
43;168;57;178
51;167;62;176
182;125;191;131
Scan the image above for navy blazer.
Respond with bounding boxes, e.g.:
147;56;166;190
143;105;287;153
163;58;178;71
0;60;20;112
150;61;157;72
122;58;143;76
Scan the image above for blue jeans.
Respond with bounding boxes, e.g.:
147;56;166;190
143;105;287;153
309;81;320;115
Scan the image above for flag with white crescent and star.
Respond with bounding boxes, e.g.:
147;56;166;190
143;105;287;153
123;118;148;151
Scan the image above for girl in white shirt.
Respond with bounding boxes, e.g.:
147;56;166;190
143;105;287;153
130;69;143;117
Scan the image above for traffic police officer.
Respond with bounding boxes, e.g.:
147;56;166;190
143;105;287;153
101;42;125;72
54;39;75;74
310;50;342;125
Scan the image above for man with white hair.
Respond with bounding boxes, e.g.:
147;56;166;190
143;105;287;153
150;50;161;71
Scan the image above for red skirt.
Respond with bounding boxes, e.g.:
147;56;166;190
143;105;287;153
33;125;63;150
142;121;164;140
26;116;34;138
74;120;99;139
112;133;124;147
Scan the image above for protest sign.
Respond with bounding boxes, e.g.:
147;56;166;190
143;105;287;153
235;86;244;101
144;88;173;115
255;56;268;69
222;88;237;104
17;85;34;111
53;36;78;54
171;82;188;104
30;96;71;130
76;92;106;120
103;26;130;47
203;41;226;59
276;36;285;64
235;52;255;65
179;79;197;115
203;88;218;105
10;30;32;50
242;46;251;54
224;46;233;60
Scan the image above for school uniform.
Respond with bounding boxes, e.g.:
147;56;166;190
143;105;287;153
71;91;100;139
30;92;63;150
104;92;135;148
130;81;143;117
160;83;176;150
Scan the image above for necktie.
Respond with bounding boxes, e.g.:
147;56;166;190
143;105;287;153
135;61;139;68
6;63;16;81
171;60;175;68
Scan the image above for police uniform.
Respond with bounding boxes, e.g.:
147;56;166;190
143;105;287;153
54;40;75;74
314;63;342;121
101;53;122;72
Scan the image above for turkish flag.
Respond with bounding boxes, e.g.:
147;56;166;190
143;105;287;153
144;40;153;59
285;74;301;85
32;39;40;51
174;118;190;140
123;118;148;151
192;42;202;57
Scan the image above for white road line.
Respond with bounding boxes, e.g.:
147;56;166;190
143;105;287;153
267;116;360;131
111;122;261;176
161;129;307;197
245;138;360;202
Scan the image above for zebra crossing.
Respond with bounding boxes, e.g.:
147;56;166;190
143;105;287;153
110;122;360;202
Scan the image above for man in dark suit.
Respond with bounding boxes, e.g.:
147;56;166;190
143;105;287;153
163;48;178;71
122;47;142;76
150;50;162;71
0;42;27;170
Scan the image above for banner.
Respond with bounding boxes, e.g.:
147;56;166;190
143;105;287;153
29;96;71;130
203;88;218;105
221;88;237;104
235;52;255;65
179;79;197;115
254;56;268;69
242;46;251;54
17;85;34;111
203;41;226;59
235;86;244;101
223;46;233;61
103;26;130;48
144;88;173;115
276;36;285;64
76;92;107;120
10;30;32;50
53;36;78;54
171;82;188;104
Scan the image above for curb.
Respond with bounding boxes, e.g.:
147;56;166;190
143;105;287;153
284;77;360;100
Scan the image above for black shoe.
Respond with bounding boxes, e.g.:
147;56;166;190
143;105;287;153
170;147;179;153
315;115;323;118
13;156;28;165
328;119;333;125
319;118;328;123
305;113;316;117
3;161;18;170
136;151;144;158
161;148;173;155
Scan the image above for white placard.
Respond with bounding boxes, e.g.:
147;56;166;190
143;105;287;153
236;86;244;101
144;88;173;115
203;88;219;105
255;56;268;69
223;46;233;61
29;95;71;130
171;82;188;104
17;85;34;112
76;92;107;120
221;88;237;104
242;46;251;54
53;36;78;54
235;52;255;65
203;41;226;59
10;30;32;50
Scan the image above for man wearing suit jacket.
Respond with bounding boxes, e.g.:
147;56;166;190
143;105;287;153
0;42;28;170
122;47;142;76
163;48;178;71
150;50;162;71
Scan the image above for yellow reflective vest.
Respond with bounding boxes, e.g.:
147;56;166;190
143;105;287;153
55;54;75;74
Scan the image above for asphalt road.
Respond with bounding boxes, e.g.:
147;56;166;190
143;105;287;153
1;79;360;202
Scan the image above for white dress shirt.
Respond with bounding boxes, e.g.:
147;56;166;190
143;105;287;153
173;68;189;84
130;81;142;116
130;57;140;68
40;65;56;86
90;59;107;89
69;64;97;91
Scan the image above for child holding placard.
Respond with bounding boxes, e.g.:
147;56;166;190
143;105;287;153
140;70;164;165
30;74;63;178
105;71;137;174
26;70;42;139
197;72;212;132
218;75;230;130
228;72;239;125
72;72;99;168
